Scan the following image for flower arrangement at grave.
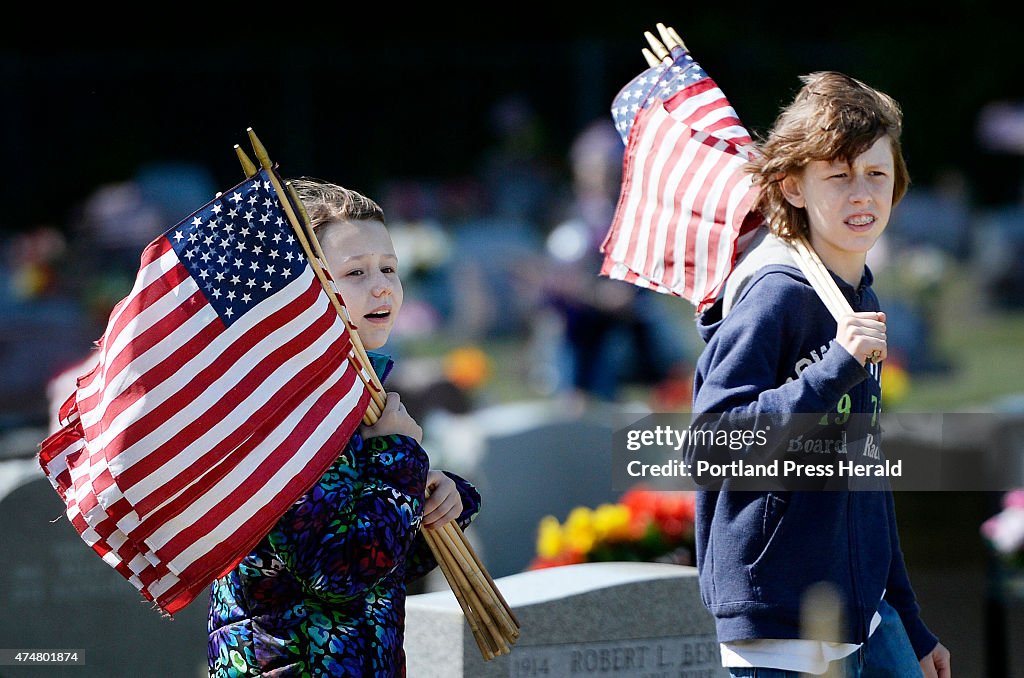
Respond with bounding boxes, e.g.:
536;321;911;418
529;487;696;570
981;489;1024;570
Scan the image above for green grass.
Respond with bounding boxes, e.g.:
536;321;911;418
890;269;1024;411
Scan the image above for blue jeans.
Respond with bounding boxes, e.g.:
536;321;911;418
728;600;921;677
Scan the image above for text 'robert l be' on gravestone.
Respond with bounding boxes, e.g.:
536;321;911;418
405;561;727;677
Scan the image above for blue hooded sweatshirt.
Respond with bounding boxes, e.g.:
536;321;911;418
688;232;938;659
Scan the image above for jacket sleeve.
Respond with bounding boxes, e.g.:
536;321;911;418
883;492;939;659
403;472;482;583
263;432;430;605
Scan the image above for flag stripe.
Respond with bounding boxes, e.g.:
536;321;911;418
165;374;367;582
77;242;183;397
77;287;217;423
681;142;740;298
85;287;208;401
122;315;345;519
667;129;725;294
122;336;351;539
643;114;695;284
615;105;680;276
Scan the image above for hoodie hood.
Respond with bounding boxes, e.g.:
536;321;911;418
696;228;873;344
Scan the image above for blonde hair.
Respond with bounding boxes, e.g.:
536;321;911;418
289;177;386;235
747;71;909;240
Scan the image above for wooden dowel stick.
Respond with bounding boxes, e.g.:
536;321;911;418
423;530;494;659
284;181;386;411
422;529;496;660
437;525;517;637
439;525;519;639
440;524;518;635
429;528;509;655
234;144;258;179
442;522;520;630
797;237;849;314
243;129;383;421
444;522;521;629
422;496;508;654
791;245;840;314
790;236;852;320
795;246;847;315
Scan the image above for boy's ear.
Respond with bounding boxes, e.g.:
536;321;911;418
779;174;806;209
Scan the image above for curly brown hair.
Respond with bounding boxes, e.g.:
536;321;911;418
289;177;386;235
747;71;909;241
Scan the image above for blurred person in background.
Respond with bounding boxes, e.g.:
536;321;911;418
539;119;691;407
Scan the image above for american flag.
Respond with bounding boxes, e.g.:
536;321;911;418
39;168;371;614
601;45;765;311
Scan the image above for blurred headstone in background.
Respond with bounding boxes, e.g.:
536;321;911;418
887;169;972;261
0;227;95;430
430;402;624;578
974;100;1024;310
0;303;94;431
0;435;207;678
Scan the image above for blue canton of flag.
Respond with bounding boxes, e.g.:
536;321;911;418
166;169;306;327
611;47;708;145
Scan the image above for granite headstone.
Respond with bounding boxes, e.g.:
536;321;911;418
464;406;624;577
405;561;727;678
0;455;208;678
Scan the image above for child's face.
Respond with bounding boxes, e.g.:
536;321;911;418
319;219;403;351
782;135;895;267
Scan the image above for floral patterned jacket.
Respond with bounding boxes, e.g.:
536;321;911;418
208;405;480;677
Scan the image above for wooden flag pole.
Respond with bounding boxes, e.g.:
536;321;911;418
422;528;497;660
425;528;509;656
240;130;382;422
283;180;386;413
234;144;258;178
441;522;520;640
789;235;854;321
444;521;521;630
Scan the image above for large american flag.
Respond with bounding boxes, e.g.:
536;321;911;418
601;44;765;311
39;168;371;614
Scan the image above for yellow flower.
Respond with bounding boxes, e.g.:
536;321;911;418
563;507;597;554
593;503;631;540
536;515;564;559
